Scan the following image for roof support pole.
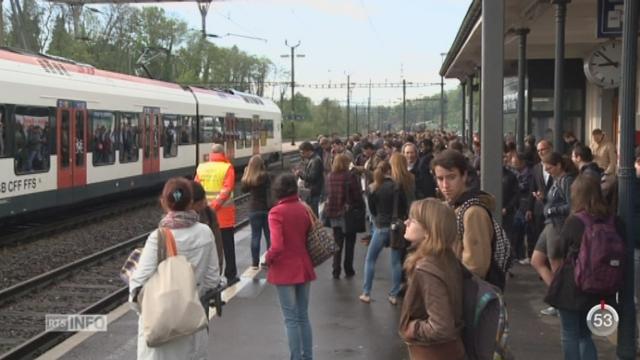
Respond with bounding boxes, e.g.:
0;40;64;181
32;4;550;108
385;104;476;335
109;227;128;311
468;73;475;146
461;80;466;144
480;0;504;222
616;0;639;358
516;28;529;153
552;0;569;152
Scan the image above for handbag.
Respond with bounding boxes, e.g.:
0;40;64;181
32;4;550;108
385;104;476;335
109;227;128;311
141;228;208;347
303;203;338;267
344;175;366;234
120;248;142;285
389;184;406;249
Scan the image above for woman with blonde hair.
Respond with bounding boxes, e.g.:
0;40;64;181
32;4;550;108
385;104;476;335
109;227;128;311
241;155;272;269
390;153;416;204
360;160;407;305
324;153;363;279
399;198;465;360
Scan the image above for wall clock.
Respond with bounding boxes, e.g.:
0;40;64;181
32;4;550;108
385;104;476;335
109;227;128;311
583;40;622;89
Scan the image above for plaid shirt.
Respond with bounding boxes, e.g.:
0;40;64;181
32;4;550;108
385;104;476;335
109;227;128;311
325;170;362;218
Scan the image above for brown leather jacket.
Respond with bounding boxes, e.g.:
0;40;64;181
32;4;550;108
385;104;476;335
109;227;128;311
399;252;465;360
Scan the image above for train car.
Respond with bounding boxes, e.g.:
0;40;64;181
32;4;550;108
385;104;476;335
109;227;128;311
0;47;282;219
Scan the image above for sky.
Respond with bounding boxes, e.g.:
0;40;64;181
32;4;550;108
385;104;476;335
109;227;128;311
133;0;470;106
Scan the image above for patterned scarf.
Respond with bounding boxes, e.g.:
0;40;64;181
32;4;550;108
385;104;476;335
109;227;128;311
159;210;200;229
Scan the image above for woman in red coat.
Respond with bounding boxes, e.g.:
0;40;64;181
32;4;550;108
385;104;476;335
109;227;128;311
265;173;316;360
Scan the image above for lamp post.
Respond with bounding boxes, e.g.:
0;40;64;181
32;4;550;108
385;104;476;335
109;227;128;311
281;41;305;145
440;52;448;131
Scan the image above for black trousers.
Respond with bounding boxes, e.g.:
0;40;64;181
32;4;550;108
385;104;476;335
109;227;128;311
221;227;237;281
332;227;356;277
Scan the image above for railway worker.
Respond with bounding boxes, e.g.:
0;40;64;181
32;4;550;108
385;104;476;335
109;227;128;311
195;143;239;285
129;177;221;360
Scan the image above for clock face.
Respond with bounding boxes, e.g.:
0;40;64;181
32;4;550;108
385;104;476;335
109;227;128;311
584;41;622;89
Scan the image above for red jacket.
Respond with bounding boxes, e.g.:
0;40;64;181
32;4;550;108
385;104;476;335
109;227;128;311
265;195;316;285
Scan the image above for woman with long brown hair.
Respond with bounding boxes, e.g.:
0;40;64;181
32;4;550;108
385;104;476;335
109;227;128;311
390;152;416;204
241;155;272;269
399;198;465;359
545;174;623;360
360;160;407;305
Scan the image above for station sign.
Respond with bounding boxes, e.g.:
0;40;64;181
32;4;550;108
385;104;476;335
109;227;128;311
597;0;624;38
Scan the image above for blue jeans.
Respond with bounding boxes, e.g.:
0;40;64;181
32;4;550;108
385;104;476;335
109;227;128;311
249;211;270;266
362;226;403;297
276;283;313;360
558;309;597;360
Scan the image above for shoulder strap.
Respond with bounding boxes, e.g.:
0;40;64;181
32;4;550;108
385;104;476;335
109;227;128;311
345;173;351;206
392;183;399;220
157;227;177;263
574;211;594;228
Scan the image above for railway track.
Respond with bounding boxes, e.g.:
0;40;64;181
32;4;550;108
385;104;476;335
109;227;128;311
0;195;252;360
0;148;304;359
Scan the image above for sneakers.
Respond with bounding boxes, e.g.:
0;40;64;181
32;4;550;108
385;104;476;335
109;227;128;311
518;258;530;265
388;296;398;306
359;294;371;304
540;306;559;316
250;265;259;271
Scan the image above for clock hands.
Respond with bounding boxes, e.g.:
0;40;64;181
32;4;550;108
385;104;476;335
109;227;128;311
595;51;619;68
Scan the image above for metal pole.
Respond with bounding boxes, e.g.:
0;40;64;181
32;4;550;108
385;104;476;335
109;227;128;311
368;80;372;135
403;79;407;132
461;80;466;143
440;74;445;131
477;67;482;139
552;0;569;152
468;74;475;145
516;28;529;153
616;0;639;357
346;75;351;137
285;41;301;146
0;0;4;47
481;0;504;222
378;106;382;132
355;105;359;133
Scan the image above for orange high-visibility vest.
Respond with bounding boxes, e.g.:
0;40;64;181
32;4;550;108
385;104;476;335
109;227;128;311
195;159;236;228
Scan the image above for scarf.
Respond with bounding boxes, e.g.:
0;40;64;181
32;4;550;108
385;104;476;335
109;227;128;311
159;210;199;229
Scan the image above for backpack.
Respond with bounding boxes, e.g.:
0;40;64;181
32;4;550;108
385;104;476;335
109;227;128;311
455;197;513;291
573;212;625;295
461;266;512;360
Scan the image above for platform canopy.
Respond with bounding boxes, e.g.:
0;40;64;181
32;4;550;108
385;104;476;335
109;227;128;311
441;0;606;80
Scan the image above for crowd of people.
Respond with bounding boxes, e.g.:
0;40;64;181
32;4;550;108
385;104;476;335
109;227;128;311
126;128;640;360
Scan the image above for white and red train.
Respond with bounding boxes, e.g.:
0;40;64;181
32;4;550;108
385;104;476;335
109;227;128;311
0;48;282;219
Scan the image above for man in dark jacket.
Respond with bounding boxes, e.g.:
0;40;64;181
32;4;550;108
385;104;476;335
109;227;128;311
571;144;604;180
296;141;324;216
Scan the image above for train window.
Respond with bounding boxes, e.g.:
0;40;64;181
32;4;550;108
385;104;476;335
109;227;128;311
162;114;178;158
13;106;51;174
0;106;6;157
236;118;246;150
119;113;140;163
180;116;195;144
263;119;274;139
200;116;223;144
90;111;116;166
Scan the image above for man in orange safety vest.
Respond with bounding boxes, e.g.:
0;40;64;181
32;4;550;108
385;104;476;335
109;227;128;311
195;143;238;284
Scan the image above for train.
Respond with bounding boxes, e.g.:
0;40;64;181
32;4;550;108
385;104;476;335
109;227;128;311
0;47;282;220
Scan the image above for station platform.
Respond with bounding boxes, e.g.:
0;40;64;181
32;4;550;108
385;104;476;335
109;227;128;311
40;227;619;360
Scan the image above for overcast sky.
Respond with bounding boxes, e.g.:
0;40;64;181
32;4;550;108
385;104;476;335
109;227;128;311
129;0;469;105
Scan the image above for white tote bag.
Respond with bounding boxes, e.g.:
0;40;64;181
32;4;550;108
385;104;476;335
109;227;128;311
141;228;208;347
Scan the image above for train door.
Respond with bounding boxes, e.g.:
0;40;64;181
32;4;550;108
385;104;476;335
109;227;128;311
142;107;161;174
252;115;260;155
56;100;87;189
225;113;236;159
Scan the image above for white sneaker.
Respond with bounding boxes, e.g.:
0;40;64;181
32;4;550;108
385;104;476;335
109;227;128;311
540;306;559;316
518;258;530;265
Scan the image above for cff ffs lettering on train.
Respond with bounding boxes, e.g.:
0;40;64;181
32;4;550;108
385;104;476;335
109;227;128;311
0;47;282;219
